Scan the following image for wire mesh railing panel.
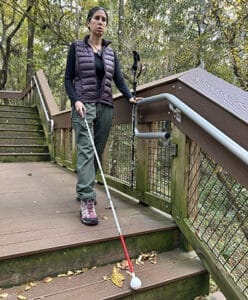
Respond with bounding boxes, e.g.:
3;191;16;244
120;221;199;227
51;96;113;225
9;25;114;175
147;121;171;200
188;142;248;297
106;123;134;186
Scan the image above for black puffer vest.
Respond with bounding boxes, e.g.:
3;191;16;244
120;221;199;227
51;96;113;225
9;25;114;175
74;37;115;106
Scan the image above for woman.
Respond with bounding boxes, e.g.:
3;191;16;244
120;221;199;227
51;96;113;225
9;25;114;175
64;6;138;226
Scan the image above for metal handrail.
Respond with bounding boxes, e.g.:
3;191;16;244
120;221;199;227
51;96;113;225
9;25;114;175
135;93;248;165
32;75;54;134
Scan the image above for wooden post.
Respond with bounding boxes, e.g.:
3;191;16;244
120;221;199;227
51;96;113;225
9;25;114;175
171;124;191;250
71;129;77;171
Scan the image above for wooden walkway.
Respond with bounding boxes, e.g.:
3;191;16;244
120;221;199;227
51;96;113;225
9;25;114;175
0;162;209;299
0;162;175;260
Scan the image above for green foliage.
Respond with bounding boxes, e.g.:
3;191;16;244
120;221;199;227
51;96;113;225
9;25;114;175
0;0;247;106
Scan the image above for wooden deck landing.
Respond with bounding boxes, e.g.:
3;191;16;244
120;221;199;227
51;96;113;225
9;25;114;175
0;162;176;260
0;162;209;299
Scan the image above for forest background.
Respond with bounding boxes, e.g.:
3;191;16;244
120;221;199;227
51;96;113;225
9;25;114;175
0;0;247;110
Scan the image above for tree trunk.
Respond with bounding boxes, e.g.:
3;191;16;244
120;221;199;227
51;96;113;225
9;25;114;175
26;1;36;85
118;0;125;54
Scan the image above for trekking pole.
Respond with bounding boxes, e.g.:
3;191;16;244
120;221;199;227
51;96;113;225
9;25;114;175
131;50;142;188
84;117;142;290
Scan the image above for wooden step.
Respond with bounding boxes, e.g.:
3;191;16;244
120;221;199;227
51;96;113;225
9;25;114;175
0;153;50;162
1;249;209;300
0;144;49;153
0;162;179;288
0;122;43;130
0;104;50;162
0;115;41;125
0;104;37;113
0;104;41;131
0;128;45;138
0;137;46;145
0;145;49;153
0;107;39;119
0;111;39;119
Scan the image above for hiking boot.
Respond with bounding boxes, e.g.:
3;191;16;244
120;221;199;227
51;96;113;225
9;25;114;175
77;196;97;205
80;200;98;225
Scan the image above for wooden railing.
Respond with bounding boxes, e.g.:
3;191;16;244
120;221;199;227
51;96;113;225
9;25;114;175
1;69;247;300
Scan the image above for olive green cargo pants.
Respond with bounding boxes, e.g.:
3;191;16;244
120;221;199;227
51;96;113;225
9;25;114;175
72;103;113;201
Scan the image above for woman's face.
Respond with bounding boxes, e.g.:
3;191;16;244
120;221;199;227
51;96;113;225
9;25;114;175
87;10;107;36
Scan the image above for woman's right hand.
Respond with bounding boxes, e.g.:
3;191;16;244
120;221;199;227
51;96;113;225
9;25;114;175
75;101;86;118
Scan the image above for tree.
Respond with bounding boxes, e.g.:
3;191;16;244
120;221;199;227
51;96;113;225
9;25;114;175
210;0;248;90
26;0;36;84
0;0;34;89
0;0;247;102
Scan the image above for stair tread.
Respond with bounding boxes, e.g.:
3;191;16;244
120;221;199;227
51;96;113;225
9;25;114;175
0;153;50;156
0;162;176;260
1;249;206;300
0;137;44;139
0;144;48;147
0;106;37;112
0;128;44;132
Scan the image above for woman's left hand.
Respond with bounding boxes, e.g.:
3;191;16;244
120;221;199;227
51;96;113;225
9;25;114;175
129;97;143;104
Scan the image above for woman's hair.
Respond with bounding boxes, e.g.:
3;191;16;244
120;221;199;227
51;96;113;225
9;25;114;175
86;6;109;25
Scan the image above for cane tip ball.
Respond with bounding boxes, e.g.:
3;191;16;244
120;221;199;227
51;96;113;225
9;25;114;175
130;276;142;290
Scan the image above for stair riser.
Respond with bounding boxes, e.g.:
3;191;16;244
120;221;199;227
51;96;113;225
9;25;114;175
0;146;49;153
0;105;37;113
0;111;39;118
0;138;46;145
0;117;41;125
0;154;50;162
0;229;179;288
0;123;43;130
123;273;209;300
0;130;45;138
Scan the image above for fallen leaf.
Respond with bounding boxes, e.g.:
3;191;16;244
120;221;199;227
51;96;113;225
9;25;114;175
149;258;157;264
0;293;8;298
57;273;67;278
136;251;157;265
43;277;53;283
102;216;108;220
117;260;129;270
24;285;31;291
67;271;74;276
136;256;144;265
74;270;83;275
149;256;157;264
105;204;116;209
29;281;37;287
111;266;125;288
17;295;27;300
